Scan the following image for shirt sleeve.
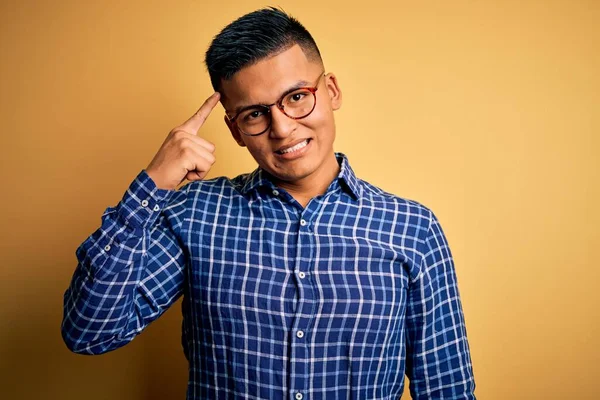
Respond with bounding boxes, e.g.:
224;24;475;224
405;210;476;399
61;170;187;355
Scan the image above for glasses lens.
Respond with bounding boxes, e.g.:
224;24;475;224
282;89;316;118
237;106;270;136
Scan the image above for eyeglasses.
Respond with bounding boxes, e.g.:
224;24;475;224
226;72;325;136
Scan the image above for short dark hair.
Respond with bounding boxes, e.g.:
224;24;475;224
205;7;323;92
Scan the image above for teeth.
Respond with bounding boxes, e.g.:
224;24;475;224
280;140;308;154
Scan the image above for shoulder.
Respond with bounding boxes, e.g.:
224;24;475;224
358;178;434;229
340;153;434;228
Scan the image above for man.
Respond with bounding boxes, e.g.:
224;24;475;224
62;7;476;400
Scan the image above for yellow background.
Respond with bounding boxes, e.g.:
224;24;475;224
1;0;598;399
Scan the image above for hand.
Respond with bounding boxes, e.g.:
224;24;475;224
146;92;221;190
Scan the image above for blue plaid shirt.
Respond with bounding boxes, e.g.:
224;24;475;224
62;153;475;399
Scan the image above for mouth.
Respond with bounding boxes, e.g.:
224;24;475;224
274;139;312;155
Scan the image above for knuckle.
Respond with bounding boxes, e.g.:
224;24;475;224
199;158;211;170
204;141;216;152
178;136;192;147
181;147;194;158
171;129;188;139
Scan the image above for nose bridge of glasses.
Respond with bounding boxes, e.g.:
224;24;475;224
252;101;283;115
261;100;288;118
265;98;286;113
269;101;295;126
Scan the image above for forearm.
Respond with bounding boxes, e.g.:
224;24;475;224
62;223;146;354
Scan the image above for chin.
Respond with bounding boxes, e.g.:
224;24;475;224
269;166;313;182
266;159;318;182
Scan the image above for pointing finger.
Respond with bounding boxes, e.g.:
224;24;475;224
179;92;221;134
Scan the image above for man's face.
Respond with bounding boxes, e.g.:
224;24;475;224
220;44;342;185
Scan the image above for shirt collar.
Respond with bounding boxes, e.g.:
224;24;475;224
240;166;272;195
240;152;362;200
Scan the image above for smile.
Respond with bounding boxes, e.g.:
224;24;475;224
275;139;311;155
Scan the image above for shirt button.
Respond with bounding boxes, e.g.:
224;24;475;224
272;189;279;196
153;204;160;211
296;330;304;338
298;271;306;279
295;392;303;400
104;245;111;251
141;199;149;207
300;219;307;226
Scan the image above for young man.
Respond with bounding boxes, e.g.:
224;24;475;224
62;7;476;400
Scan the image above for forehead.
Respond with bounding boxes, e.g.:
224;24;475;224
219;45;321;111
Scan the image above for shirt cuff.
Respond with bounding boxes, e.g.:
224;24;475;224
116;170;176;232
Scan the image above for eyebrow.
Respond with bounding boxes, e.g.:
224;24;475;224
230;78;313;116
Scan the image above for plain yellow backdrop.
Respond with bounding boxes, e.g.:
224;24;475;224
0;0;598;399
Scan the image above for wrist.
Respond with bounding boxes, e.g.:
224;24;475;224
145;169;176;191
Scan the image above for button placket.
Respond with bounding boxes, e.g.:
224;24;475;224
291;209;317;400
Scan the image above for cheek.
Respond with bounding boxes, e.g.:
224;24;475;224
245;139;271;158
303;107;335;139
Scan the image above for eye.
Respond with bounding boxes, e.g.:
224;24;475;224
242;109;265;122
289;92;307;103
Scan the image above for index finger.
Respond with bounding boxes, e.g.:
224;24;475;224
179;92;221;134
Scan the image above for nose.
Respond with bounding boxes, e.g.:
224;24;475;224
268;105;296;139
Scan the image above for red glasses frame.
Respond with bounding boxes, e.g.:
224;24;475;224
226;72;325;136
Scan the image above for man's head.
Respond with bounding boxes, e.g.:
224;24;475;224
205;7;323;93
205;7;342;187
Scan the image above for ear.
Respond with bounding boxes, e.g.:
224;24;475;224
224;115;246;147
324;73;342;111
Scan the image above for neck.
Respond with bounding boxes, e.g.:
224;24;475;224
273;153;340;208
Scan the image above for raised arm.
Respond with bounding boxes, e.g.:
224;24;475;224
61;92;221;354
